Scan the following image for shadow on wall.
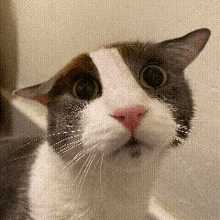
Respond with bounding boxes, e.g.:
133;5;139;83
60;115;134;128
0;0;18;135
0;0;18;91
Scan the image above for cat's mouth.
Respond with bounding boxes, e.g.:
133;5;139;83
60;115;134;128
123;137;142;158
111;137;146;158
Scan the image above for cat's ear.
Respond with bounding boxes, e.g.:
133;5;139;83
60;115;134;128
161;28;211;69
13;54;92;105
13;73;61;105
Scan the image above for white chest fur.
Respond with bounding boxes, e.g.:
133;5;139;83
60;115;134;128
28;141;165;220
28;141;78;219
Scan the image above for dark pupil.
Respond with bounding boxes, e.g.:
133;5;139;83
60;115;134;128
76;79;97;100
143;67;164;88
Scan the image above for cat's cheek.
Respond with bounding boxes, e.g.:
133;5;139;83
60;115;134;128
136;121;176;150
82;126;129;154
136;106;177;149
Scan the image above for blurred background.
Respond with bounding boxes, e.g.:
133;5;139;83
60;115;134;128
0;1;219;219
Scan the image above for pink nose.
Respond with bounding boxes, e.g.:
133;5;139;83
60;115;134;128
113;105;147;136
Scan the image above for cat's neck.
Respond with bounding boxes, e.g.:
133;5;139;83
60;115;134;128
29;140;164;219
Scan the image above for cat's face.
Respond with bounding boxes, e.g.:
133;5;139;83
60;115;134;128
15;28;210;169
81;48;176;166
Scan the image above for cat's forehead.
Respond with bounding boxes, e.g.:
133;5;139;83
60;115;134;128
66;44;145;80
89;47;136;84
69;43;157;85
53;43;152;89
84;43;149;75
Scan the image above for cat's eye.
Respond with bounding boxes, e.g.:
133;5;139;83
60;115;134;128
72;78;100;100
140;65;167;89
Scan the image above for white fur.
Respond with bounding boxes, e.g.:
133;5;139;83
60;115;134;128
29;48;177;219
29;142;162;219
29;141;80;219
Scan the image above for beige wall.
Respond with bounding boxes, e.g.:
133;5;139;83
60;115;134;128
1;0;219;219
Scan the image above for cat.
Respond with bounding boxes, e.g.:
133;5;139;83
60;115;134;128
0;28;210;220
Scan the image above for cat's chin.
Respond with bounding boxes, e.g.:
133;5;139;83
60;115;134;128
96;132;171;172
101;137;155;170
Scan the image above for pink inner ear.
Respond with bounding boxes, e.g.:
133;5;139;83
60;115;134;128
36;95;50;105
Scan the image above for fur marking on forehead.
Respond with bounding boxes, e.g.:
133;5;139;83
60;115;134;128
89;48;137;88
90;48;146;110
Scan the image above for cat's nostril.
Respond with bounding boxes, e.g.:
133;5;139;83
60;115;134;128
116;115;125;121
137;112;145;118
113;105;147;136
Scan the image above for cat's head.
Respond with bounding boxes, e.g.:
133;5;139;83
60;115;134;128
14;28;210;168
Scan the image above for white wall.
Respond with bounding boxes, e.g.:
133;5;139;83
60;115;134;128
1;1;219;219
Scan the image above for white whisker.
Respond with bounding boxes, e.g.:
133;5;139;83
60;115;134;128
74;154;92;186
53;134;81;147
77;154;96;202
57;139;83;155
64;148;91;169
71;154;93;202
99;152;105;198
6;153;36;163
